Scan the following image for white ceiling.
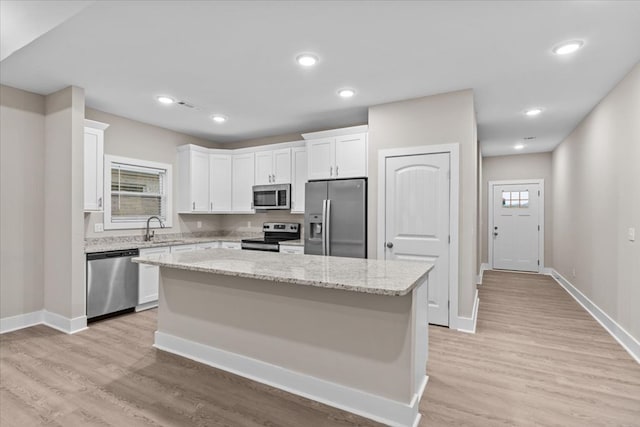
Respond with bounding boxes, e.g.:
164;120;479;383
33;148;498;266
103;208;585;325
1;1;639;156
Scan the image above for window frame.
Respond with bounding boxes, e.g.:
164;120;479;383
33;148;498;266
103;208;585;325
103;155;173;230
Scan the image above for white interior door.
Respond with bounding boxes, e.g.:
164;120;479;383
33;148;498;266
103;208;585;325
385;153;450;326
491;183;540;272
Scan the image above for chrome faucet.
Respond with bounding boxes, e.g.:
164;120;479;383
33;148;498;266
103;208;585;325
145;216;165;241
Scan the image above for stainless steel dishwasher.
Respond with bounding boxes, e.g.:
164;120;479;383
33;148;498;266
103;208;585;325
87;249;139;320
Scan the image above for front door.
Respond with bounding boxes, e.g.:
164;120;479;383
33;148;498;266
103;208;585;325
385;153;450;326
491;183;541;272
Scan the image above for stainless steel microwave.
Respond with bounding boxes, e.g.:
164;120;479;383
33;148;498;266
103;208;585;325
252;184;291;210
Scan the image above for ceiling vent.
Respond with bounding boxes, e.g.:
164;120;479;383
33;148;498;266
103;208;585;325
177;101;200;111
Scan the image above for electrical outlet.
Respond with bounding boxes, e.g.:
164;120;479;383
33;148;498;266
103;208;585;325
628;227;636;242
572;267;576;278
197;221;202;229
94;223;104;233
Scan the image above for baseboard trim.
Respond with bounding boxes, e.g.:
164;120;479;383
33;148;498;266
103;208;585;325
135;301;158;312
457;289;479;334
0;310;44;334
154;331;424;427
477;263;490;285
548;269;640;364
0;310;87;335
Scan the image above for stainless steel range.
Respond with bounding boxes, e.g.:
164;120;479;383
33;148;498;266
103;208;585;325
241;223;300;252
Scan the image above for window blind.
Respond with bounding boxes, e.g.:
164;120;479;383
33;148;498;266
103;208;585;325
110;163;167;221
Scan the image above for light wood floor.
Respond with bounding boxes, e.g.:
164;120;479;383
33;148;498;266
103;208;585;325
1;271;639;426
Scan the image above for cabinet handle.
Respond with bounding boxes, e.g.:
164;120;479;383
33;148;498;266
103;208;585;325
210;202;213;211
192;201;195;210
335;165;339;176
329;166;333;177
98;197;102;208
272;174;275;182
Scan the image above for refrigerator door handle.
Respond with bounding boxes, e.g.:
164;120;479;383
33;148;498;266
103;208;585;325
321;199;327;256
326;199;331;256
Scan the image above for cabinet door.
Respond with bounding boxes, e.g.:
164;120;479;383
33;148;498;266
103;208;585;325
209;153;232;212
138;246;170;304
232;153;255;212
334;133;367;178
291;147;307;213
272;148;291;183
307;138;335;180
190;151;210;212
84;127;104;211
254;151;273;185
196;241;220;250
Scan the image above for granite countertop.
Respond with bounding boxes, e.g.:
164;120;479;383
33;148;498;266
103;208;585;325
85;233;262;253
133;248;432;296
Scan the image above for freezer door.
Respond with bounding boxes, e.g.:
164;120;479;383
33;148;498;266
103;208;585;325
327;179;367;258
304;181;328;255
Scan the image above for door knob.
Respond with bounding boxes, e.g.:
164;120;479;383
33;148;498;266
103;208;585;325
386;242;394;248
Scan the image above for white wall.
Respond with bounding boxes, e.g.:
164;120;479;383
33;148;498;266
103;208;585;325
481;152;553;265
84;108;224;238
0;85;45;318
552;63;639;341
368;90;478;317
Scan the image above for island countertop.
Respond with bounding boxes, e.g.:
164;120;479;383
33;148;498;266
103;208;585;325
133;248;432;296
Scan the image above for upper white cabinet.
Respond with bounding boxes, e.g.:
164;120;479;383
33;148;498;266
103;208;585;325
303;126;368;180
291;146;307;213
84;120;109;211
255;148;291;185
209;152;232;213
232;152;255;213
177;145;210;213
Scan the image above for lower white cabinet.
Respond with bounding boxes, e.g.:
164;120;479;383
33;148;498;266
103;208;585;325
279;245;304;254
220;241;241;250
171;244;197;253
138;246;170;305
196;241;220;250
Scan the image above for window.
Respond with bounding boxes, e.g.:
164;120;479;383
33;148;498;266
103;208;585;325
502;190;529;208
104;155;172;230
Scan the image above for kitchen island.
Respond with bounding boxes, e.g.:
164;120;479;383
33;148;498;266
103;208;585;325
134;249;432;427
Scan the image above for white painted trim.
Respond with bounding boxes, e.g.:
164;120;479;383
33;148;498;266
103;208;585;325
457;289;479;334
477;262;490;285
547;269;639;364
301;125;369;140
488;179;544;273
136;301;158;312
84;118;109;131
0;311;44;334
377;143;460;329
1;310;87;335
155;331;424;427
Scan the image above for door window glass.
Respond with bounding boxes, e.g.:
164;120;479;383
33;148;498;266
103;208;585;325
502;190;529;208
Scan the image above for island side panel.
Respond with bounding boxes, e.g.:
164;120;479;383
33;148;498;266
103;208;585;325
411;273;429;398
156;267;415;404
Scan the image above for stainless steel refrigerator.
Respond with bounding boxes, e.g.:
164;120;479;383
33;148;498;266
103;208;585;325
304;178;367;258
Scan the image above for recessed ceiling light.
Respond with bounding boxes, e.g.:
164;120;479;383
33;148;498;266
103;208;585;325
524;108;542;117
211;114;228;123
514;143;525;150
338;88;355;98
157;95;175;105
296;53;318;67
552;40;584;55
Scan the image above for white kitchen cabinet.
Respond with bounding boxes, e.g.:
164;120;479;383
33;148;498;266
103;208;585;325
84;120;109;211
307;133;367;180
232;152;255;213
220;241;241;250
171;244;197;253
254;148;291;185
177;145;210;213
196;241;220;250
291;146;307;213
138;246;170;305
209;152;232;212
279;245;304;254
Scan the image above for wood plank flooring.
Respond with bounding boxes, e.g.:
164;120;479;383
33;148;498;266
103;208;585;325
1;270;639;426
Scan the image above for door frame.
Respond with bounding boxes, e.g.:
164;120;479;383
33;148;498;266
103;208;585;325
488;179;545;272
378;143;460;329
